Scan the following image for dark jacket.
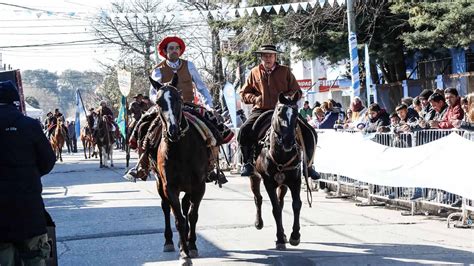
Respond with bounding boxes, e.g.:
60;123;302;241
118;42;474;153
318;110;339;129
0;105;56;242
460;121;474;131
364;110;390;133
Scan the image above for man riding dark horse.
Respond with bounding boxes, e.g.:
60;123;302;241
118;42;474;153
238;44;319;179
124;36;232;184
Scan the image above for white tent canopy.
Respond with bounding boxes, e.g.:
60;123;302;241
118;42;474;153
25;102;43;120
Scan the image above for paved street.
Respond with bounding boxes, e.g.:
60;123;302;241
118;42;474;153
42;149;474;265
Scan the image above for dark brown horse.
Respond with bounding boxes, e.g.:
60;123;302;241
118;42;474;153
93;114;115;168
251;92;303;250
149;76;208;266
50;117;66;162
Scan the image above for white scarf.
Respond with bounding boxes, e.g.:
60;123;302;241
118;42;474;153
166;59;181;70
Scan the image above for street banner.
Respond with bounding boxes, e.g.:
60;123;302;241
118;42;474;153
117;95;126;138
117;69;131;97
222;82;237;128
75;90;82;138
297;79;312;90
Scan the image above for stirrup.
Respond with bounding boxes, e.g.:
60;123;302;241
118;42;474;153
240;163;254;176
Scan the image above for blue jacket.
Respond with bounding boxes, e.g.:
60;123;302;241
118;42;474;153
318;111;339;129
0;105;56;241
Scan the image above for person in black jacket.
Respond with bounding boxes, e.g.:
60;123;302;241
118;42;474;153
0;81;56;266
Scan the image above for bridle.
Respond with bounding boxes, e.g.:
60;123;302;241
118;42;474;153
159;91;189;143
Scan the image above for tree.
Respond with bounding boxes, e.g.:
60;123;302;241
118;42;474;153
285;2;409;83
92;0;178;75
25;96;40;109
391;2;474;50
22;69;59;93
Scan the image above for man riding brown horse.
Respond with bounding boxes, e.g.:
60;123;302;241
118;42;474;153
124;36;232;184
238;44;318;179
45;108;69;141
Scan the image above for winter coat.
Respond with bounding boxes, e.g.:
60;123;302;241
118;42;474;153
318;110;339;129
438;99;464;129
0;105;56;242
240;63;301;110
363;110;390;133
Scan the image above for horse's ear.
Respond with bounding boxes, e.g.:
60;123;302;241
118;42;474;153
291;90;302;103
171;73;179;87
149;76;163;90
278;93;287;104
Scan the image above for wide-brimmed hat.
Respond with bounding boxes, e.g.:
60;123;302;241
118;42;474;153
254;44;282;54
133;93;143;99
158;36;186;59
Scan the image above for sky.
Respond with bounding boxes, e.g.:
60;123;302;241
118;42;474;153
0;0;124;73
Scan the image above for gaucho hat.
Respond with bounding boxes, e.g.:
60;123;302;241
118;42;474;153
254;44;282;54
158;36;186;59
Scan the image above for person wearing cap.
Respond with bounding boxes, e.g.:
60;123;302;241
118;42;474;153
0;81;56;265
238;44;319;179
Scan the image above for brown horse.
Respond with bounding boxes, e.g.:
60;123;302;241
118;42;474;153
50;118;66;162
80;126;96;159
150;76;208;266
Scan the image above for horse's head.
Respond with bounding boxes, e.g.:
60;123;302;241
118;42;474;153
271;93;299;152
149;74;186;142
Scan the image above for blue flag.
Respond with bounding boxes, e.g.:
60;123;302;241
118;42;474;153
75;90;81;138
117;96;126;138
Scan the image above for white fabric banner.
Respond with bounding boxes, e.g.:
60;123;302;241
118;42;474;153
315;131;474;200
264;5;273;13
255;6;264;16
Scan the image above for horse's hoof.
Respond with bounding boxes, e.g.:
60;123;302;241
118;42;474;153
163;243;175;252
179;257;193;266
179;252;193;266
255;219;264;230
275;243;286;250
189;249;198;258
289;237;300;246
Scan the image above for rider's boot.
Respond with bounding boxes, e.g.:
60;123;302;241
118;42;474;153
206;146;228;184
240;145;255;176
123;152;150;182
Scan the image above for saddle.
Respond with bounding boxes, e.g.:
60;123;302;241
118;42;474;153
183;103;234;146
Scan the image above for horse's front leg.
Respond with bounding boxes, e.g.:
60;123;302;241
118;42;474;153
167;188;192;265
289;177;302;246
250;174;263;230
98;145;103;168
109;144;114;167
156;181;174;252
181;194;191;242
187;185;205;258
59;145;63;162
263;178;286;250
278;185;288;243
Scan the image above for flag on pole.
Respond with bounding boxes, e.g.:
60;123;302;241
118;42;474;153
75;90;81;138
117;95;127;138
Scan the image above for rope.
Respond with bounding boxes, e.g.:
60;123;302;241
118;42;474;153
296;127;313;208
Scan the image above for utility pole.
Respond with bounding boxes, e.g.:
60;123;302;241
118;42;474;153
346;0;360;100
